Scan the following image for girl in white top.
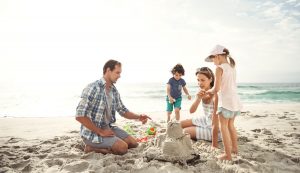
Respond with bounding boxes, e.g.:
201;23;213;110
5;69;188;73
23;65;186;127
206;45;242;161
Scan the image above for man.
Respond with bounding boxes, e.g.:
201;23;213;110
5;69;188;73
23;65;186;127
76;59;151;155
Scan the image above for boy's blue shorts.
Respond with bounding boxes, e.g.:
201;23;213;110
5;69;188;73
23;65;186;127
166;96;182;112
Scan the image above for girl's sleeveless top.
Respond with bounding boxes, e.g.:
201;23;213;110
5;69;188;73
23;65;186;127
217;63;242;111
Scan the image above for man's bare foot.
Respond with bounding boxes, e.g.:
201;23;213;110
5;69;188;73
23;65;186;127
84;145;93;153
84;145;111;154
217;153;232;160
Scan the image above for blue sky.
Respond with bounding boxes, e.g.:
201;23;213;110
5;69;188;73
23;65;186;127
0;0;300;91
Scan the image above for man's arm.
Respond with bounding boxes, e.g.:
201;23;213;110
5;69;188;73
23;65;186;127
123;111;152;124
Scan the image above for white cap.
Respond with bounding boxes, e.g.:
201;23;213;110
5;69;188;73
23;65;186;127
205;45;226;62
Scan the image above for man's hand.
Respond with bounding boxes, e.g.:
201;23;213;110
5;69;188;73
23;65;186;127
138;114;152;124
96;128;115;137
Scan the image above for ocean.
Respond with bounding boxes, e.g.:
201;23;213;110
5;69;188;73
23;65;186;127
0;83;299;117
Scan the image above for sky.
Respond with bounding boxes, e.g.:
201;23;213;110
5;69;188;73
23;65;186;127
0;0;300;92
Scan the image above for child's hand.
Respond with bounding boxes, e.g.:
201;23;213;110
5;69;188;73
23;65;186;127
187;95;192;100
206;89;214;95
169;96;175;103
196;89;206;99
196;90;203;100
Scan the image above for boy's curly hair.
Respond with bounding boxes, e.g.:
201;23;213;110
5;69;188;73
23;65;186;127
171;64;185;75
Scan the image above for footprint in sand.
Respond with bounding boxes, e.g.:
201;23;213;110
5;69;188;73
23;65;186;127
238;136;251;143
261;128;272;135
251;129;261;133
44;159;64;167
41;139;57;144
7;138;21;144
263;137;282;144
62;160;89;172
21;164;32;172
71;141;85;151
289;121;300;126
0;151;16;157
284;133;300;139
37;154;48;159
278;115;287;119
23;145;40;153
10;160;30;169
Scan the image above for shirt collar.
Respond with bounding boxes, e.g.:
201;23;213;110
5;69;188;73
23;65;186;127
100;77;116;90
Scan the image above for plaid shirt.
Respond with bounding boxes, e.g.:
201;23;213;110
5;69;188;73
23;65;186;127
76;78;129;143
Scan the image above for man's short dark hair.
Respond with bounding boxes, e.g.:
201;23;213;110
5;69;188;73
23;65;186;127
103;59;122;75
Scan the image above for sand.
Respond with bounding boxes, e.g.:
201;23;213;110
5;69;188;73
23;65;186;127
0;103;300;173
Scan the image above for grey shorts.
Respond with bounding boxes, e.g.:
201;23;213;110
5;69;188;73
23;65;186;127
82;126;129;149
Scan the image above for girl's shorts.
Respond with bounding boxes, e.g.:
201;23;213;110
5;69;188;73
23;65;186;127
217;107;241;119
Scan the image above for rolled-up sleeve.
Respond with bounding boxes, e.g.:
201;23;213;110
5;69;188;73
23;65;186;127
115;92;129;117
76;85;96;118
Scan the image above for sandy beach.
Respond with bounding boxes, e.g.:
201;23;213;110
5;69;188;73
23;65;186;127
1;103;300;173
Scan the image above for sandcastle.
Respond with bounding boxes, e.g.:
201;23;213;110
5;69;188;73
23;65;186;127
144;120;199;164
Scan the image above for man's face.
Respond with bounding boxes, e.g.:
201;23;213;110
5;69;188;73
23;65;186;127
108;65;122;83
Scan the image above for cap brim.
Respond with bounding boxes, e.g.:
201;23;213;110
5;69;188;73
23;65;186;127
205;56;213;62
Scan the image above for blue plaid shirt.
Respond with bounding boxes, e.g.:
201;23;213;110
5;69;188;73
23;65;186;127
76;78;129;143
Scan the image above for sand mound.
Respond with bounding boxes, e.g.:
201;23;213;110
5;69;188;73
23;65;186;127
144;120;199;164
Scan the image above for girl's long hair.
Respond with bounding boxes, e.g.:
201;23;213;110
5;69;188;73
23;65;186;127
223;48;235;68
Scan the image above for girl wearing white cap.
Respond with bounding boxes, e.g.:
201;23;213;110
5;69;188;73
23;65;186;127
205;45;242;161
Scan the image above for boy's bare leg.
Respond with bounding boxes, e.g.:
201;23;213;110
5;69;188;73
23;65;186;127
167;112;172;122
175;108;180;121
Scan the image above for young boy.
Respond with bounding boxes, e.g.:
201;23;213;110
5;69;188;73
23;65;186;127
166;64;191;122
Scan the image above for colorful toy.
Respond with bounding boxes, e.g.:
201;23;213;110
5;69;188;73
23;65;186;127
146;126;156;135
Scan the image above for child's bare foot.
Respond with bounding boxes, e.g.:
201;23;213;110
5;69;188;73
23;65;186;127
210;146;219;151
232;150;238;155
232;148;238;156
217;153;232;160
